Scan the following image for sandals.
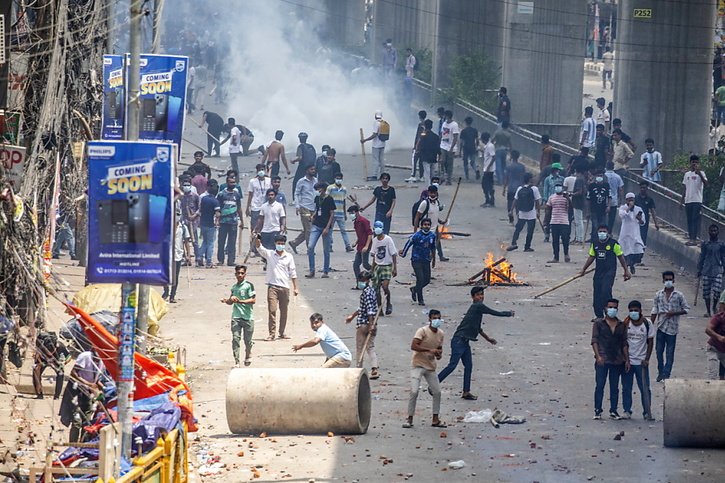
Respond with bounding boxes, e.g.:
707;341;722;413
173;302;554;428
265;336;276;342
369;368;380;380
461;393;478;400
402;422;413;428
431;421;448;428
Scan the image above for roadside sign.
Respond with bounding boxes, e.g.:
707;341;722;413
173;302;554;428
633;8;652;19
86;140;175;285
0;144;26;188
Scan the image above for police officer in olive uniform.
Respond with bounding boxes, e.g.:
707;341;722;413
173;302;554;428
580;224;632;318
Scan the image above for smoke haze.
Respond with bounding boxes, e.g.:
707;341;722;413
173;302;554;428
162;0;413;155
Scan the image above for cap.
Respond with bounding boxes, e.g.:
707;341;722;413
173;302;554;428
374;110;383;119
550;162;563;170
298;132;308;138
374;220;384;229
625;192;636;199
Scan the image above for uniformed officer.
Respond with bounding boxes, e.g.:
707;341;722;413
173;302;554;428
580;224;631;318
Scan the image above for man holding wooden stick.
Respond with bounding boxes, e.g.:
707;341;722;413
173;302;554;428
346;270;380;379
580;224;631;319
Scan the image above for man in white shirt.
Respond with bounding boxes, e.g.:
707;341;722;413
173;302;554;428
640;138;663;182
595;98;610;132
580;106;597;149
221;117;242;174
681;155;708;245
247;164;272;255
255;234;299;340
371;220;398;315
439;110;460;185
292;313;353;368
602;46;614;90
255;189;286;251
361;111;388;180
405;48;416;78
506;173;542;252
479;132;496;207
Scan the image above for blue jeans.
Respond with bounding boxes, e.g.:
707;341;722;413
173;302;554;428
53;225;76;258
594;362;623;413
621;363;651;415
438;336;473;392
656;330;677;379
375;212;392;235
308;224;331;274
331;216;351;249
199;226;217;266
494;149;508;185
353;250;371;280
217;223;238;265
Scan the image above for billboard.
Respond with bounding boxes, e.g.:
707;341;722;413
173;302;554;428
130;54;188;149
101;55;126;140
0;144;25;188
86;141;175;285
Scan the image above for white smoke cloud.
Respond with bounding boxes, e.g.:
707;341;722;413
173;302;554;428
218;0;413;154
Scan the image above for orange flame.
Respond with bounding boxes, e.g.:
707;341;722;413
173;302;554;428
439;225;453;239
484;252;519;284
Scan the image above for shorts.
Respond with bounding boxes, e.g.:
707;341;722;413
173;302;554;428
372;264;393;287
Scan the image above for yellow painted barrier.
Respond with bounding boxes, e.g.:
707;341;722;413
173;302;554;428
108;424;188;483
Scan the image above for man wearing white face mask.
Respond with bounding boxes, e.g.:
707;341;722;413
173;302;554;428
403;309;446;429
247;164;272;257
622;300;654;420
591;298;629;420
544;182;571;263
651;271;689;382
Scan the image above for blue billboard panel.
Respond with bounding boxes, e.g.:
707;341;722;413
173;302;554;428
130;54;188;150
101;55;126;140
87;141;175;285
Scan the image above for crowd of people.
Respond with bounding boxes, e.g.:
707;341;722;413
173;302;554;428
163;99;725;430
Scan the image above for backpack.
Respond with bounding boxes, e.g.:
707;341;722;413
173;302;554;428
412;198;430;225
516;185;535;211
301;144;316;167
377;120;391;142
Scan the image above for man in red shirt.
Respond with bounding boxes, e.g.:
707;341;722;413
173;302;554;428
706;311;725;380
348;205;373;287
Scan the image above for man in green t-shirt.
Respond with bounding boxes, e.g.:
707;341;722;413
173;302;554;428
221;265;256;367
716;85;725;125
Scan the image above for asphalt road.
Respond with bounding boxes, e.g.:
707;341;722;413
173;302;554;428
167;118;724;482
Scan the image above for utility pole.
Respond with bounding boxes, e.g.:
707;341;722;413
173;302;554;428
118;0;143;465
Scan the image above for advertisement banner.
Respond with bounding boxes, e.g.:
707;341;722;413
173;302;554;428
101;55;126;140
0;144;25;188
86;141;174;285
130;54;188;150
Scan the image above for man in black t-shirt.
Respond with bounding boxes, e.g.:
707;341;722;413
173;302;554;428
416;119;440;184
587;170;611;244
634;181;659;247
409;110;427;182
201;111;224;157
306;182;336;278
360;173;397;235
459;117;479;180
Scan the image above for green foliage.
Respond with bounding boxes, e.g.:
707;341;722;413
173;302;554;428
413;48;432;84
662;153;723;210
449;51;500;112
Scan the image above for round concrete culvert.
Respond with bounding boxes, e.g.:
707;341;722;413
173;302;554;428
226;368;372;435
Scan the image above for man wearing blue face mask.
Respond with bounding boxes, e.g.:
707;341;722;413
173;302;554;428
399;218;436;306
651;271;690;382
580;225;631;318
591;298;629;420
403;309;446;429
370;220;398;315
622;300;654;420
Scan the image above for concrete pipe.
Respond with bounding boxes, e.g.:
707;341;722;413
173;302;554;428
226;368;371;435
663;379;725;448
